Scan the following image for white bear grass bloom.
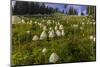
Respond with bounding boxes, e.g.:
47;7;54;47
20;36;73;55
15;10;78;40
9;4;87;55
12;16;21;24
73;24;78;28
82;22;85;25
21;19;25;24
26;30;30;34
57;22;60;26
40;31;47;40
89;35;96;42
55;26;58;31
32;35;39;41
93;22;96;25
30;20;32;24
43;26;47;31
48;30;55;38
80;27;83;30
38;23;43;28
61;30;65;36
47;20;51;25
34;21;37;24
93;37;96;42
90;22;93;24
49;52;60;63
56;30;61;37
49;27;53;31
90;35;94;40
42;48;47;55
59;24;64;30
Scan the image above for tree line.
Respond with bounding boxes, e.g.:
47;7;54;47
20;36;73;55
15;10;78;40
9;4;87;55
12;1;96;16
12;1;63;15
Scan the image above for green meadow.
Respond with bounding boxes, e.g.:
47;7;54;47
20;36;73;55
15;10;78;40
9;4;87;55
12;15;96;66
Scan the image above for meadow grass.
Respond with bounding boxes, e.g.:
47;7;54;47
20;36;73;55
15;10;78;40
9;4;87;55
12;15;96;66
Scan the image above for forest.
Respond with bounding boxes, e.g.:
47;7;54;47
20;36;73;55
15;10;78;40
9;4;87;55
12;1;95;16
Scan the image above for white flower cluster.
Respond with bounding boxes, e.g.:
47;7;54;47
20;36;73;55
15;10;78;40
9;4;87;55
89;35;96;42
31;19;65;41
41;47;60;63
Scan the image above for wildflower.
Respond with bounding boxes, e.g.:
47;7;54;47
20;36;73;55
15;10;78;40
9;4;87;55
40;31;47;40
49;30;55;38
56;30;61;37
80;27;83;30
61;30;65;36
90;22;93;24
90;35;94;40
73;24;78;28
32;35;39;41
49;53;59;63
93;37;96;42
34;21;37;24
55;26;58;30
26;30;30;34
43;26;47;31
42;48;47;55
89;35;96;42
82;22;85;25
12;16;21;24
59;24;64;30
30;20;32;23
38;23;43;28
93;22;96;25
47;20;51;25
57;22;60;26
49;27;53;31
21;19;25;23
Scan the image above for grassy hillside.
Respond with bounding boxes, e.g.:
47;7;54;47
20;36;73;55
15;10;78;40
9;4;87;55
12;15;96;66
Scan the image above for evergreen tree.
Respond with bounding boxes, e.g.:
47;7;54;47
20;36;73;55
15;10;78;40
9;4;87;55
13;1;29;15
87;6;96;16
64;4;67;14
67;7;73;15
62;10;65;13
67;7;77;15
81;12;84;15
13;1;68;15
28;2;35;14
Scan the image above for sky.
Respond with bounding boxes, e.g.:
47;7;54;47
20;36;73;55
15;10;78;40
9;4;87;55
45;3;88;15
12;1;88;15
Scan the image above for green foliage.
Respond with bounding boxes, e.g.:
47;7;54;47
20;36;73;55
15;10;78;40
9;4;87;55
12;15;96;66
13;1;62;15
67;7;77;15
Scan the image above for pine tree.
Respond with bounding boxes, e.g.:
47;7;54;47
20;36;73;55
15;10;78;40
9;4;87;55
13;1;29;15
